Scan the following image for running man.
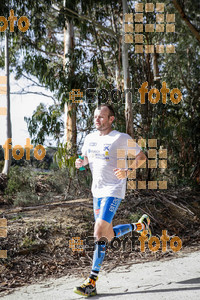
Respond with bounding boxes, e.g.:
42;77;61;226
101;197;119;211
74;104;151;297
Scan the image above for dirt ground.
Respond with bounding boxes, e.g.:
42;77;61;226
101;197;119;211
0;188;200;297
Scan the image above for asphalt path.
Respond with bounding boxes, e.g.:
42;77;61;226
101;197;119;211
1;251;200;300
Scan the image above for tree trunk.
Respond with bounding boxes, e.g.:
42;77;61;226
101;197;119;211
2;31;12;175
122;0;134;137
173;0;200;44
63;17;77;151
153;50;160;81
115;38;122;90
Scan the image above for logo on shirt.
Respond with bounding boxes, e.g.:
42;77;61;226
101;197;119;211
88;149;99;153
103;145;111;160
89;142;97;146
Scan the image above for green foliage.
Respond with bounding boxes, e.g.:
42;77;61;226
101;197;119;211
24;104;63;145
54;142;76;177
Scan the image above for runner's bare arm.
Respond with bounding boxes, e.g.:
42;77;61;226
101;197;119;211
114;151;147;179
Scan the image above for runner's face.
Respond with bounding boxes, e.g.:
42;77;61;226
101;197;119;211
94;107;114;131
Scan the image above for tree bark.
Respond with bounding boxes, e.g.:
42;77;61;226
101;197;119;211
122;0;134;138
63;18;77;151
153;50;160;81
2;31;12;175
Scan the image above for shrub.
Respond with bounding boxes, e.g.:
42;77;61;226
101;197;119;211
5;165;36;196
14;191;41;207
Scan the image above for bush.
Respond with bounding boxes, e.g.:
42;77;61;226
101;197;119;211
49;161;59;171
14;191;40;207
5;165;36;196
47;168;70;193
3;162;92;207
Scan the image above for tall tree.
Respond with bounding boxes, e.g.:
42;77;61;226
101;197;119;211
2;30;12;175
122;0;134;137
63;2;76;151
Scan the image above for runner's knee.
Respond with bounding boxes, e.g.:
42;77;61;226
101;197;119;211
94;227;109;241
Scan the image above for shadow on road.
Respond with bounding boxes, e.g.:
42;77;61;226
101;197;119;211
177;277;200;284
89;286;200;299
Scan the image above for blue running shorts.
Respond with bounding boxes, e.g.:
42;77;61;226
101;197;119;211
93;197;123;224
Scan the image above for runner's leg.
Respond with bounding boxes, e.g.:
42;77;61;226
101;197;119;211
113;215;151;238
89;197;122;281
91;198;151;280
74;198;150;296
113;223;143;237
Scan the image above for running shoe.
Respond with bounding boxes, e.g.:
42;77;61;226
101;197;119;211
73;277;97;297
137;214;152;239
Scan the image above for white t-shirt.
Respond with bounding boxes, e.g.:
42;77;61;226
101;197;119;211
81;130;141;199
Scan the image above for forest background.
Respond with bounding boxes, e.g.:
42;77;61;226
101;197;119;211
0;0;199;191
0;0;199;295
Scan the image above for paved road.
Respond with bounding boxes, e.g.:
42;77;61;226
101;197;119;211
2;251;200;300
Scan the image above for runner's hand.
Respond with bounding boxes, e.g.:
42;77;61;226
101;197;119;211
113;168;127;179
75;158;84;169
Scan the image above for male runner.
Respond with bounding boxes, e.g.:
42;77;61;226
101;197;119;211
74;104;151;297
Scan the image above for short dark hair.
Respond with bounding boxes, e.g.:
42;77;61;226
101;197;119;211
97;104;115;117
